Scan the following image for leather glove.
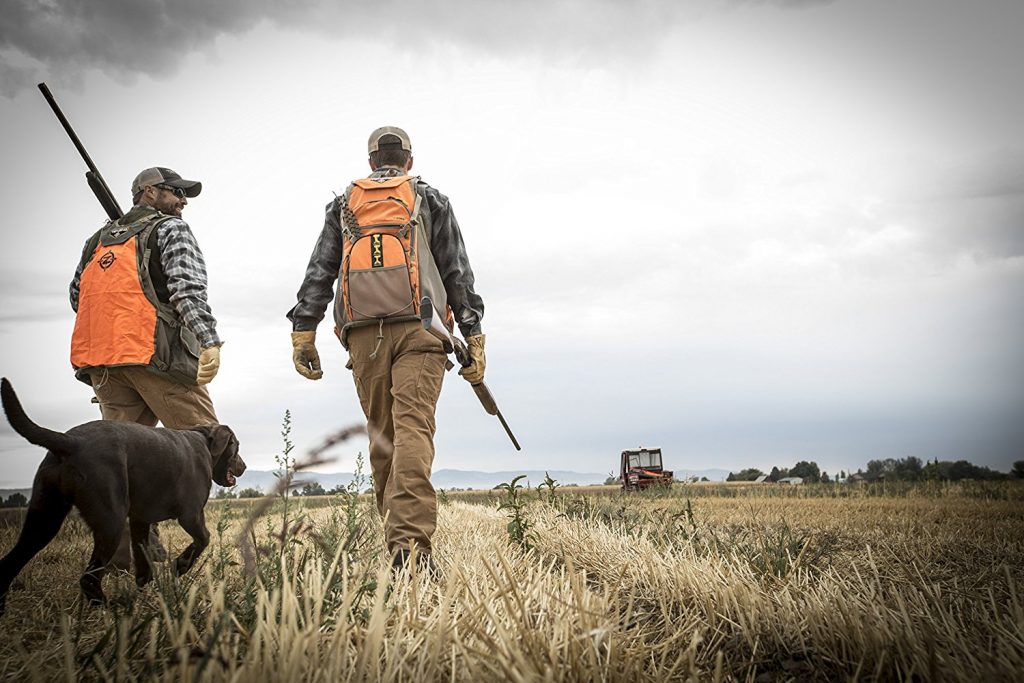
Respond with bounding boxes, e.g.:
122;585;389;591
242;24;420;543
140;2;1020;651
197;345;221;385
292;330;323;380
458;334;486;384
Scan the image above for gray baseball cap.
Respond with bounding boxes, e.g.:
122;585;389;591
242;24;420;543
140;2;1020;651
367;126;411;153
131;167;202;198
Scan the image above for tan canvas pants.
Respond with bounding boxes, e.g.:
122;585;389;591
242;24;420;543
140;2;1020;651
89;366;218;429
346;320;447;554
88;366;218;567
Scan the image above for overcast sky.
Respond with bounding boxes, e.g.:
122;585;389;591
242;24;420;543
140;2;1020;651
1;0;1022;487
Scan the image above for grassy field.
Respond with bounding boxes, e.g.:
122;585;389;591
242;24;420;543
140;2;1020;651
0;480;1021;681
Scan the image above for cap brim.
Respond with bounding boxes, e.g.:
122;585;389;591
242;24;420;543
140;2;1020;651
164;179;202;198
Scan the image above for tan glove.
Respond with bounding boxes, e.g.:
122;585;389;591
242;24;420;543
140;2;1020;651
292;330;323;380
197;345;221;385
458;334;486;384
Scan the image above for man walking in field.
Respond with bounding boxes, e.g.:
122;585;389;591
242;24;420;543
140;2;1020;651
70;167;224;566
288;127;485;571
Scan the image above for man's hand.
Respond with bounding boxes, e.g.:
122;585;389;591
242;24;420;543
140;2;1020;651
197;345;221;385
292;330;323;380
458;334;486;384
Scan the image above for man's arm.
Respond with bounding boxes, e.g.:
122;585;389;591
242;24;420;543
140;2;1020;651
287;199;345;331
423;187;484;338
156;219;221;347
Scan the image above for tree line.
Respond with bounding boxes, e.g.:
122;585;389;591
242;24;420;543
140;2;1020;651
213;481;374;499
1;492;28;508
727;457;1024;483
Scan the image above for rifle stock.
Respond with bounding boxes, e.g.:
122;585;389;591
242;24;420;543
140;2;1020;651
421;297;522;451
38;82;124;221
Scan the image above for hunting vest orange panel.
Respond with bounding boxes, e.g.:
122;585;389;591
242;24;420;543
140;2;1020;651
70;236;158;369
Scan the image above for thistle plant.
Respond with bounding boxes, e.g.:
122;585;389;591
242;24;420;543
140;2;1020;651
537;471;560;506
274;409;297;527
496;475;538;550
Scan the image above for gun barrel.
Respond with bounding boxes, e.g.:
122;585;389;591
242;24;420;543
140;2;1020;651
421;295;521;451
38;82;124;220
495;408;522;451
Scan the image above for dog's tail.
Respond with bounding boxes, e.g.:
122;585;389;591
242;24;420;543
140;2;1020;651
1;378;77;456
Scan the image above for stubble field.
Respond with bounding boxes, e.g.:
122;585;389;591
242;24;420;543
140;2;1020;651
0;481;1022;681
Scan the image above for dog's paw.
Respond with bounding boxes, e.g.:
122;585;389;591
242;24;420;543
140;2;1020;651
79;576;108;606
83;591;107;607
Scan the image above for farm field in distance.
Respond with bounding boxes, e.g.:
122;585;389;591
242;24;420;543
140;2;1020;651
0;480;1021;681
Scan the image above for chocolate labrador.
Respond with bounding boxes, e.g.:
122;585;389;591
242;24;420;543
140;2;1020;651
0;378;246;613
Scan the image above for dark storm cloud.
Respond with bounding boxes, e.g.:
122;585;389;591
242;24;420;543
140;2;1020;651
0;0;831;96
0;0;294;94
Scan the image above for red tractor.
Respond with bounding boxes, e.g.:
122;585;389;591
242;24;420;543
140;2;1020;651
620;447;674;491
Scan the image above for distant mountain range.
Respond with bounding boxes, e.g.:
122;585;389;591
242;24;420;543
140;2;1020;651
214;468;612;493
0;467;730;503
219;467;729;493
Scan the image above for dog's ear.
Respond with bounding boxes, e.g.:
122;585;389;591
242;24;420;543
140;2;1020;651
192;424;235;458
208;425;236;459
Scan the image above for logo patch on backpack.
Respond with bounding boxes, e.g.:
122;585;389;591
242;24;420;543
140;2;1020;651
371;235;384;268
98;251;116;270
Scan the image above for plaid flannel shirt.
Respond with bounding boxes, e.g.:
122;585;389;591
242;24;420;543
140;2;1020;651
70;210;221;348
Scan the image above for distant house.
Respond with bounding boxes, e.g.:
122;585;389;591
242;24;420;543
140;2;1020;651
848;472;885;484
754;474;769;483
777;477;803;485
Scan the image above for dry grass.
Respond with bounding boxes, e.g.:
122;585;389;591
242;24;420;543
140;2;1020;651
0;482;1022;681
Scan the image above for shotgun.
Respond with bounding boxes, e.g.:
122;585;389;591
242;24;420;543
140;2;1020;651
421;297;521;451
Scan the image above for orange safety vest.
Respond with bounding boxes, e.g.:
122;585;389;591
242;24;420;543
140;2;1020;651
71;232;157;368
71;209;202;384
333;175;452;346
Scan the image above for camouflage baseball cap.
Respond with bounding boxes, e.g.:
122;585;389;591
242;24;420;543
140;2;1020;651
367;126;411;153
131;167;202;198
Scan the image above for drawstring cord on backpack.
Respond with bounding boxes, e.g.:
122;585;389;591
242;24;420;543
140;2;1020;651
369;319;385;360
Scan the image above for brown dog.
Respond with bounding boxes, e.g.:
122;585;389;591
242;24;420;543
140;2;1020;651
0;378;246;612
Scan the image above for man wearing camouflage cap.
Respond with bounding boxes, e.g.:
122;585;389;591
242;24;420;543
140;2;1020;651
70;167;224;566
288;127;486;572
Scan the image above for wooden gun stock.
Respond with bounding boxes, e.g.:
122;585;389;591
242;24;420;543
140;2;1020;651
422;298;522;451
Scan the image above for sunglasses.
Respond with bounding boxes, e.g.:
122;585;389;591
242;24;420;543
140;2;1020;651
156;185;187;199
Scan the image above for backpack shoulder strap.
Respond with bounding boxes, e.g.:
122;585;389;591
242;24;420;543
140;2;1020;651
141;217;173;304
339;184;359;241
405;181;424;241
408;177;432;247
81;226;104;265
99;208;163;246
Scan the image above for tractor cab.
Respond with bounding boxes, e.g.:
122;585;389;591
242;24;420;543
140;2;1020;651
620;447;674;491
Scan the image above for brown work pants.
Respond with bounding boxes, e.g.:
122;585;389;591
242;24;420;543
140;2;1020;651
88;366;218;567
346;320;447;555
89;366;218;429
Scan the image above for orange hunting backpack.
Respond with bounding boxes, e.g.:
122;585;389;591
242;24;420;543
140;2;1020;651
333;175;452;347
